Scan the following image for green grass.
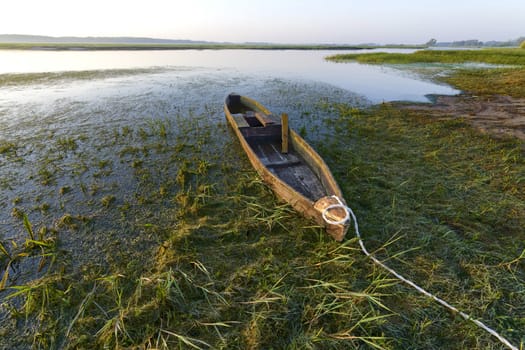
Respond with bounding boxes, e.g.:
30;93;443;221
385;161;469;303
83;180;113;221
327;48;525;98
1;67;524;349
318;103;525;348
326;48;525;65
442;67;525;97
1;100;523;349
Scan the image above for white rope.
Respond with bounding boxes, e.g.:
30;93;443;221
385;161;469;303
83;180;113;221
323;196;519;350
321;203;350;225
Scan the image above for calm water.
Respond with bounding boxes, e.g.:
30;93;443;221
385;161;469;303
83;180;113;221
0;49;459;103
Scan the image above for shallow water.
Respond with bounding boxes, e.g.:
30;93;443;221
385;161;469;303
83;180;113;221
0;80;362;325
0;49;459;103
0;49;457;285
0;72;356;260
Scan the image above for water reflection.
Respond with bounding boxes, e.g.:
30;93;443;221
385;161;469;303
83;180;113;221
0;49;459;102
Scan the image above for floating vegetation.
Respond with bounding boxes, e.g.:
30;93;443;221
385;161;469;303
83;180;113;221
0;68;171;88
100;195;116;208
0;141;17;155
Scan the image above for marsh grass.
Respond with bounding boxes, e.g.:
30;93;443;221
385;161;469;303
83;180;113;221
0;69;167;88
327;48;525;98
319;103;525;348
1;86;524;349
442;67;525;97
327;48;525;66
1;212;58;292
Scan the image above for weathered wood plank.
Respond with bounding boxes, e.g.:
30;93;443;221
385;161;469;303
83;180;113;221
232;114;250;128
265;160;301;168
241;125;281;139
254;112;275;126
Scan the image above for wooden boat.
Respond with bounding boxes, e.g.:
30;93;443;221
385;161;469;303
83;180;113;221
224;93;349;241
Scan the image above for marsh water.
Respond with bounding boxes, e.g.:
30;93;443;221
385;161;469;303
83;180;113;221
0;49;458;103
0;48;459;292
0;49;460;151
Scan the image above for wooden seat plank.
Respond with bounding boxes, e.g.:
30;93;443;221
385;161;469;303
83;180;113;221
232;114;250;128
254;112;275;126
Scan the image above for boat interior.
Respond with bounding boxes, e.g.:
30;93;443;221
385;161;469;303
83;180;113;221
230;108;326;201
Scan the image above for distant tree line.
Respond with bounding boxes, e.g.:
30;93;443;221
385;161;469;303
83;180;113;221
427;37;525;48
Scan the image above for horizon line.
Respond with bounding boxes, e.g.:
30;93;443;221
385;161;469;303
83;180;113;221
1;33;524;47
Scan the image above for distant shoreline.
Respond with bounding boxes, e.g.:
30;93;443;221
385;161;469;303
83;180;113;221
0;42;426;51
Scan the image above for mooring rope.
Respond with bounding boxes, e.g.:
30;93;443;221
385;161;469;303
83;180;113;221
323;196;519;350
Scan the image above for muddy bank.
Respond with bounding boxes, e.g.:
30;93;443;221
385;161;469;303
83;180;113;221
396;94;525;141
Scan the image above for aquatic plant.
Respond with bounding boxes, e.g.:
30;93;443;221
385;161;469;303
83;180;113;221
0;213;58;292
0;241;12;260
101;195;116;208
0;141;17;155
56;136;78;152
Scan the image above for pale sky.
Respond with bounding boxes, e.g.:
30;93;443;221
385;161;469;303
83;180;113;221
1;0;523;44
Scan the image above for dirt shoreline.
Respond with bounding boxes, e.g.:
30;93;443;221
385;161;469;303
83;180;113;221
395;94;525;141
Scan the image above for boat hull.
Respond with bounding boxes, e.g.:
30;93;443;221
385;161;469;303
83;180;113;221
224;94;348;241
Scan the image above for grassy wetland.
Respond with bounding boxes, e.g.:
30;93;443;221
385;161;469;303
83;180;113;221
327;48;525;97
0;51;524;350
